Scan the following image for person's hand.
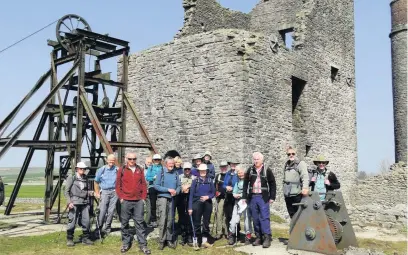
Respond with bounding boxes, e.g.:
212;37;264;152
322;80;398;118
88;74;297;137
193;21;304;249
301;188;309;196
188;209;193;215
200;196;209;201
120;199;124;203
269;199;274;204
226;186;233;192
324;179;330;185
233;194;241;199
311;176;317;182
168;189;176;196
95;192;100;199
68;203;74;209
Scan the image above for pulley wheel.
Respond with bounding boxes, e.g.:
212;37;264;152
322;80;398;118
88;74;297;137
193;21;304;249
56;14;92;53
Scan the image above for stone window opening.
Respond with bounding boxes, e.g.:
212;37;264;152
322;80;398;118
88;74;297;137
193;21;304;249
292;76;306;113
279;28;294;49
331;66;339;82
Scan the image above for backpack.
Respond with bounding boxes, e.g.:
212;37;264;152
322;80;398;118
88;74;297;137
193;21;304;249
194;176;214;195
159;168;179;187
247;165;270;192
283;160;302;185
67;174;89;198
99;165;118;179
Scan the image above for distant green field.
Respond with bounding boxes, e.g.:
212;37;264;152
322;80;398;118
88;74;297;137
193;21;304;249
4;185;45;198
0;167;58;183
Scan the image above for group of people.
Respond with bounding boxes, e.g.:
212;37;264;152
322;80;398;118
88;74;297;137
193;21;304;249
64;147;341;254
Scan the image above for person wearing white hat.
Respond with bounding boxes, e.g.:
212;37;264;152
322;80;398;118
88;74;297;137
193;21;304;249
64;161;94;246
145;154;163;228
177;162;195;246
188;163;215;249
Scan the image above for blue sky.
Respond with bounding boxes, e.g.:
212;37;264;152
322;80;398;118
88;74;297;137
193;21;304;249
0;0;394;173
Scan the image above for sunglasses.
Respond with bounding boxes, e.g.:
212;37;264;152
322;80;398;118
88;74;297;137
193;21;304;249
127;158;137;161
317;162;326;165
184;168;191;170
287;153;295;156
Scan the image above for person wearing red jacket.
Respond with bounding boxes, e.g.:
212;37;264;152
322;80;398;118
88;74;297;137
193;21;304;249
115;152;150;254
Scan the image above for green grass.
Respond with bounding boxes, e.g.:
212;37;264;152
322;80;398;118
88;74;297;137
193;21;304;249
358;238;407;255
0;203;44;213
4;185;45;198
0;232;246;255
270;214;286;224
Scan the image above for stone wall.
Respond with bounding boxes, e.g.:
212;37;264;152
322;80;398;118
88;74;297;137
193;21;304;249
176;0;250;38
124;0;358;218
349;164;408;230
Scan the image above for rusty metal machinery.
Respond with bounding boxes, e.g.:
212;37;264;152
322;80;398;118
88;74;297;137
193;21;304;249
0;14;157;221
288;191;358;255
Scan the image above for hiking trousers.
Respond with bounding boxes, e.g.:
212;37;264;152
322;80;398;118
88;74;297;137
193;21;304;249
120;199;147;247
192;199;212;239
157;196;175;243
214;197;227;237
66;204;90;239
98;189;118;230
229;200;253;234
250;194;271;235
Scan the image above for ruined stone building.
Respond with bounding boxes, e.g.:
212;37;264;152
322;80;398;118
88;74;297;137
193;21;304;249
122;0;358;214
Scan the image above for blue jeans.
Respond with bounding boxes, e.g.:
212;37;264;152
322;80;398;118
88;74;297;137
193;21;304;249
249;195;271;235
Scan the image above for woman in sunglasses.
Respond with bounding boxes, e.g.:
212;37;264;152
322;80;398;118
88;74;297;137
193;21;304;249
282;146;310;219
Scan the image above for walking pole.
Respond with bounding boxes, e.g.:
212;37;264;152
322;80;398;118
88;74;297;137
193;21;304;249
212;197;218;236
235;222;238;247
171;196;178;247
94;198;103;243
189;214;199;250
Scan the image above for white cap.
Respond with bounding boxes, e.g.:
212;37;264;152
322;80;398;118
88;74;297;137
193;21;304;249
152;154;162;160
183;162;192;169
198;164;208;171
76;162;88;169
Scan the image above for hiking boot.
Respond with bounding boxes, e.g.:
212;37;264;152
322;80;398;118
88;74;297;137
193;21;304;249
262;234;271;248
201;242;213;248
66;239;74;247
215;234;223;240
158;242;165;250
228;234;236;245
140;246;151;254
180;238;186;246
245;233;252;245
252;235;262;246
82;238;94;245
120;245;130;253
167;241;176;249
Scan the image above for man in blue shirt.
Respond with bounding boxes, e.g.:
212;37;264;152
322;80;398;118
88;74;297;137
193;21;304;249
154;158;181;250
94;154;118;235
223;158;240;239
